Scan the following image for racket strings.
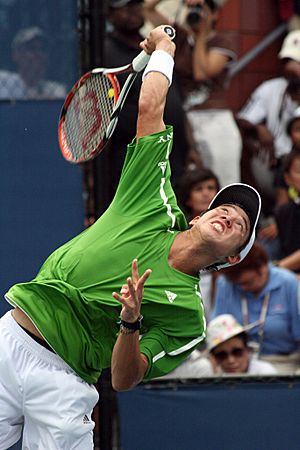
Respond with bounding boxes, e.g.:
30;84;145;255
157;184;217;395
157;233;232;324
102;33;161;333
62;74;116;162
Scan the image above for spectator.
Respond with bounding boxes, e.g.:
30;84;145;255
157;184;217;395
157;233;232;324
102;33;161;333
0;26;66;100
207;314;277;375
212;242;300;374
237;31;300;203
237;31;300;260
275;146;300;272
163;313;277;378
144;0;242;187
176;167;220;319
176;167;220;221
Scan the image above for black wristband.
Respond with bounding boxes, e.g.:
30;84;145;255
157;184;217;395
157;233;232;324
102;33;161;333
120;315;143;331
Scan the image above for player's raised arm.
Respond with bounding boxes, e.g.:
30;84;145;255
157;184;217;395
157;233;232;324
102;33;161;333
136;26;176;139
111;259;152;391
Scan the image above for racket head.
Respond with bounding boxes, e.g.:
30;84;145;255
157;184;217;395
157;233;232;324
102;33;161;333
58;71;120;163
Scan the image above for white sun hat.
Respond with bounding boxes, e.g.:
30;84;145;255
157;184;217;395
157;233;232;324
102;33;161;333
206;314;259;352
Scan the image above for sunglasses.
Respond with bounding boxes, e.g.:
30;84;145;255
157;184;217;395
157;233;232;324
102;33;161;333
213;347;246;362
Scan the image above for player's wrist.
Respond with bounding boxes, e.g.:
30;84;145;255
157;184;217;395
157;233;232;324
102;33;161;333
142;49;174;86
120;314;141;323
119;315;143;333
155;40;175;58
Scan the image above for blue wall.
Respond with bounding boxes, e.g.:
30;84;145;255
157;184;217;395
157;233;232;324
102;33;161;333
118;378;300;450
0;100;84;314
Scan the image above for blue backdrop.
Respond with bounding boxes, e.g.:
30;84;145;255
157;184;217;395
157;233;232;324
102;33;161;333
0;100;84;314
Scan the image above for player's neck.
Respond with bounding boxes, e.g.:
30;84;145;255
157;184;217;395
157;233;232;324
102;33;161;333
168;230;215;276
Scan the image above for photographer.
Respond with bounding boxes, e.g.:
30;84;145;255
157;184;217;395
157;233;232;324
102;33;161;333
144;0;241;186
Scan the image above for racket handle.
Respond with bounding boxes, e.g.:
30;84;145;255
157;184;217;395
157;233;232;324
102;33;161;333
132;25;176;73
132;51;151;73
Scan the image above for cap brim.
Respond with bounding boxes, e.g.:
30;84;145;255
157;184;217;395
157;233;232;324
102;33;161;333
279;49;300;63
208;183;261;269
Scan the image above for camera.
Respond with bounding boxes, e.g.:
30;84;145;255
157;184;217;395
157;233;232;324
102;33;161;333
186;4;203;26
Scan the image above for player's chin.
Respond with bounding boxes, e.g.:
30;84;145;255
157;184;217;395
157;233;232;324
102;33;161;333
210;240;234;260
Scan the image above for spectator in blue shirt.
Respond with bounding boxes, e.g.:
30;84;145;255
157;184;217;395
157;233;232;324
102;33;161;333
212;242;300;374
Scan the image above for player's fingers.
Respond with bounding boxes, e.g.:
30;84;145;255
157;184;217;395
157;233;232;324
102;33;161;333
120;284;129;295
139;39;146;50
127;277;137;301
112;292;126;304
140;269;152;285
139;39;151;54
136;269;152;295
132;258;139;285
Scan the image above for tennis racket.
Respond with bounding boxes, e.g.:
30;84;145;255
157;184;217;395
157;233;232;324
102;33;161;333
58;25;176;164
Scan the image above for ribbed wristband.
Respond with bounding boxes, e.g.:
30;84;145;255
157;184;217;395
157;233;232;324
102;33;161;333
142;49;174;86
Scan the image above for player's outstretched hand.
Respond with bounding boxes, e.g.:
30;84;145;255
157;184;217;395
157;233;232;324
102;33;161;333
112;259;152;323
139;25;175;57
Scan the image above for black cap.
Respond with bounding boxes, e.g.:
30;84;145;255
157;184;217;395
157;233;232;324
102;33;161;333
207;183;261;269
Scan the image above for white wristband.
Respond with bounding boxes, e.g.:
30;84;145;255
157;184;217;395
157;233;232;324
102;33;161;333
142;50;174;87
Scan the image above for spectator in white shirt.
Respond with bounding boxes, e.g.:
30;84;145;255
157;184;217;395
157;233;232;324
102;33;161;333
238;31;300;166
0;26;66;100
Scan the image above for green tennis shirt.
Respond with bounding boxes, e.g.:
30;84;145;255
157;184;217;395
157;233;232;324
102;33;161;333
5;126;206;384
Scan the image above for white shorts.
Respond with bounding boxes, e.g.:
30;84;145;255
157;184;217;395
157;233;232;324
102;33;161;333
0;311;99;450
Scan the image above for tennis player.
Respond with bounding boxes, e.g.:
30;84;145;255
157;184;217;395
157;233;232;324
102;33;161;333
0;26;260;449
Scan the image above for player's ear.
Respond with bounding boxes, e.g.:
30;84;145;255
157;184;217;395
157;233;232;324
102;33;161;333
226;254;241;265
189;216;200;226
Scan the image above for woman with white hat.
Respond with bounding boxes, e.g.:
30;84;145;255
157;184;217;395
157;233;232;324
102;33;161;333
207;314;277;375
